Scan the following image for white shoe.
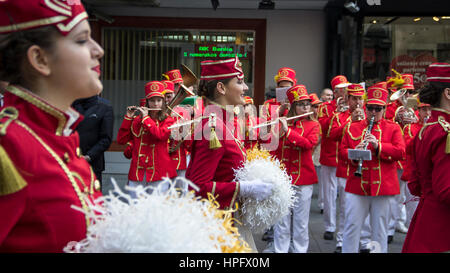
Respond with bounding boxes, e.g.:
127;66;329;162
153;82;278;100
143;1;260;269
396;222;408;234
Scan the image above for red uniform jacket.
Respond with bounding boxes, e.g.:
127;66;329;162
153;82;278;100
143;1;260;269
318;100;339;167
328;110;353;178
275;118;320;186
0;85;101;252
117;114;177;182
340;118;405;196
401;122;423;182
402;109;450;253
186;107;245;210
384;100;402;122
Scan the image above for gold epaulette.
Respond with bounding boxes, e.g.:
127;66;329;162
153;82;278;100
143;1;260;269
0;144;28;196
0;107;19;136
437;116;450;154
418;121;438;140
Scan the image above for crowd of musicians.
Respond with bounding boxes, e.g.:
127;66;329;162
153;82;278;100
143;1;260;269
0;0;449;253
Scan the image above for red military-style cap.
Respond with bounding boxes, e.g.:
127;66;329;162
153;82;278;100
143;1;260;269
426;63;450;83
366;85;388;106
274;67;297;85
401;74;415;90
347;83;365;97
0;0;88;36
244;96;254;105
287;85;309;104
309;93;322;105
200;56;244;81
144;81;164;99
161;80;175;95
331;75;351;90
163;69;183;84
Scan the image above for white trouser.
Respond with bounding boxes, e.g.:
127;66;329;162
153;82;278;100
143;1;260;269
316;165;324;210
404;183;419;228
175;169;188;194
342;193;393;253
388;170;407;235
274;185;313;253
128;175;169;199
359;215;371;250
321;165;338;232
335;177;347;247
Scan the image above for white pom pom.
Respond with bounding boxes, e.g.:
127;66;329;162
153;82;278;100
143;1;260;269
64;177;248;253
234;153;296;234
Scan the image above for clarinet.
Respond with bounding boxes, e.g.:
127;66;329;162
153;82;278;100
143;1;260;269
354;116;375;177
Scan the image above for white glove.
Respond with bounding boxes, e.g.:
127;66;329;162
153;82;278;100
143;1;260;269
239;179;273;201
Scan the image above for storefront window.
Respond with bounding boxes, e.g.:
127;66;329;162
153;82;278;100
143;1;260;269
100;28;254;140
362;16;450;88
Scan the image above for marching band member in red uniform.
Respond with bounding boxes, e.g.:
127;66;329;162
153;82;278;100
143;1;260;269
318;75;351;241
386;75;417;241
262;67;296;121
402;63;450;253
0;1;103;252
117;81;177;197
186;56;273;252
272;85;320;253
341;84;405;253
327;83;365;252
261;67;297;252
163;80;189;181
401;102;431;228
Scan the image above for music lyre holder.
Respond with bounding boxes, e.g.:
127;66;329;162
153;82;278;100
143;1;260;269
348;149;372;161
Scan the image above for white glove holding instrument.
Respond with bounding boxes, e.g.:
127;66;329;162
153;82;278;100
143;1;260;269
239;179;273;201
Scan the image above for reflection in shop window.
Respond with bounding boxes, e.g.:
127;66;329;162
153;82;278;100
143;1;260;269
362;16;450;89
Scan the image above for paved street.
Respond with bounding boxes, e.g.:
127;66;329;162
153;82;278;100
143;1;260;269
253;183;407;253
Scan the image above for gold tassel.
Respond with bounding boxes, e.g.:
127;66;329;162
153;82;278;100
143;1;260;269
0;145;28;196
209;127;222;149
208;113;222;149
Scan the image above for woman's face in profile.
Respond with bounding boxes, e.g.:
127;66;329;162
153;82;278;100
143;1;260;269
46;20;104;100
223;77;248;106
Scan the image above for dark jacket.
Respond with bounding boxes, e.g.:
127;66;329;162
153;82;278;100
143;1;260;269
72;95;114;177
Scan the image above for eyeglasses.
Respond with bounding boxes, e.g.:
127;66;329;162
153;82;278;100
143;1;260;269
366;106;384;112
297;102;311;107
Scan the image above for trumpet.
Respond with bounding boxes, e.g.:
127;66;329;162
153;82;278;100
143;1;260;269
354;116;375;177
352;104;365;121
250;112;314;129
336;96;349;112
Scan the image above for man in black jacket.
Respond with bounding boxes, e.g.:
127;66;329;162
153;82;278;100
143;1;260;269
72;95;114;190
